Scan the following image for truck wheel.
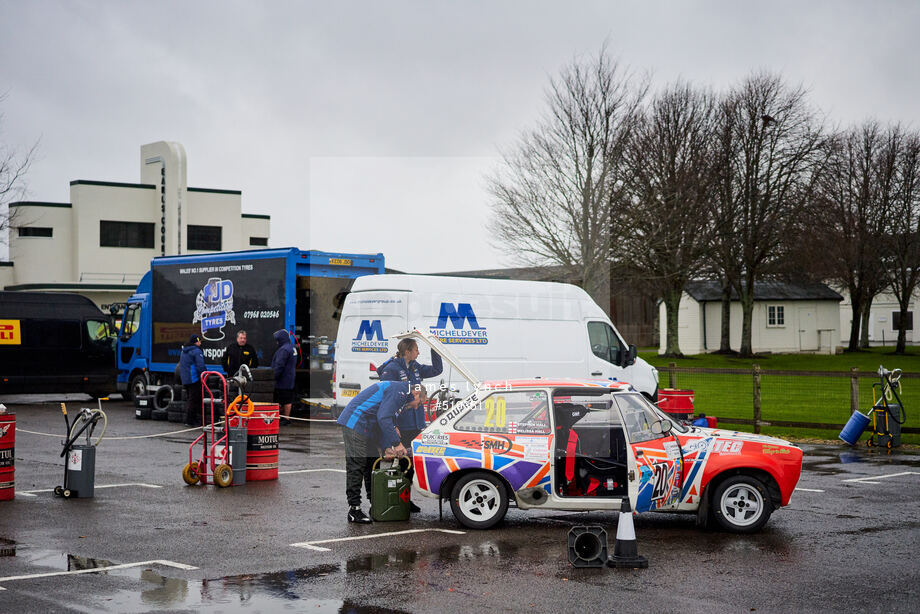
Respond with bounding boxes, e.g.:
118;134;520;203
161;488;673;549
127;373;148;402
450;472;509;530
711;475;774;533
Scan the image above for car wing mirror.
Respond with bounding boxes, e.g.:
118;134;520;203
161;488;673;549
652;419;673;435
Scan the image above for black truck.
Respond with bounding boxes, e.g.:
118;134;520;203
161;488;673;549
0;292;117;397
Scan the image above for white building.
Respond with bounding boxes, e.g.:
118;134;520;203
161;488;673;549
0;142;270;311
838;288;920;347
659;281;843;355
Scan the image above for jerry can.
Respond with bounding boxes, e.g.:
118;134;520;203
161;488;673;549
370;457;411;521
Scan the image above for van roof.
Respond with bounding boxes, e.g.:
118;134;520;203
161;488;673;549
351;274;593;301
0;291;106;320
479;379;631;391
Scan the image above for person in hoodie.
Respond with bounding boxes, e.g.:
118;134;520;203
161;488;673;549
376;338;442;513
271;329;297;426
179;334;207;426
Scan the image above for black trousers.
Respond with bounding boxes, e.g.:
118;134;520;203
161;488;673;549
184;383;202;426
343;427;377;508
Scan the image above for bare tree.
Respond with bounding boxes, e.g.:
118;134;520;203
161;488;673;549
617;82;719;356
809;123;891;351
715;72;825;357
488;49;646;312
0;97;38;247
879;127;920;354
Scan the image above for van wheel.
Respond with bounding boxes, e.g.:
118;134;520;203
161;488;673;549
450;472;508;530
127;373;148;402
711;475;774;533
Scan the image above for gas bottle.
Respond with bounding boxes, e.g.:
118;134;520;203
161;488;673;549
370;457;411;521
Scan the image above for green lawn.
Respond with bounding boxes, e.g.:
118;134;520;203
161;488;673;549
639;347;919;446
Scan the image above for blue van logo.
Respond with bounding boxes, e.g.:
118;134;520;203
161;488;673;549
193;277;236;341
430;303;488;345
352;319;388;353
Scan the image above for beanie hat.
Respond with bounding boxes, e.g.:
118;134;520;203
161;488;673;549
188;334;202;344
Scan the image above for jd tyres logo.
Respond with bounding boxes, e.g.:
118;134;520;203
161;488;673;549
352;320;388;353
193;277;236;341
430;303;488;345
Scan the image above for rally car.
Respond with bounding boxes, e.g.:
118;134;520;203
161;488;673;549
401;332;803;533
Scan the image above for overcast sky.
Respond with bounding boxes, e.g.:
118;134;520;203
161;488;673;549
1;1;918;272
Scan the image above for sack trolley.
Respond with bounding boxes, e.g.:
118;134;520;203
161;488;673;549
182;371;233;487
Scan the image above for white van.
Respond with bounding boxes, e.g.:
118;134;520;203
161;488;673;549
333;274;659;408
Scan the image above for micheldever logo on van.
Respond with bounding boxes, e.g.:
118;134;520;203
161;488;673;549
0;320;21;345
430;303;488;345
352;319;388;353
193;277;236;341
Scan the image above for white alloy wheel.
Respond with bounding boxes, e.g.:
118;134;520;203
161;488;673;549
450;472;509;529
719;482;764;527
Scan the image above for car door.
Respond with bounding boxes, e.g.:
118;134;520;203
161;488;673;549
614;393;682;513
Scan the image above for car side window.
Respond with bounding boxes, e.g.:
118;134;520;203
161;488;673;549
121;304;141;340
86;319;115;346
614;394;665;443
455;390;550;434
587;322;622;364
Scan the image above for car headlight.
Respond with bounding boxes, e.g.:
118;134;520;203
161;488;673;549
652;367;659;385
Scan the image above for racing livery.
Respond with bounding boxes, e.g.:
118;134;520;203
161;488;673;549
400;331;803;533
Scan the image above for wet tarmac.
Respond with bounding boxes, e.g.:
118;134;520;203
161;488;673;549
1;396;919;613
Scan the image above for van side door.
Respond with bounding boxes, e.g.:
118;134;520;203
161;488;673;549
586;321;624;380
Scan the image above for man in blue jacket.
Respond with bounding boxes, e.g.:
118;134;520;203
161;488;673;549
377;338;442;513
271;329;296;426
180;334;206;426
336;380;427;523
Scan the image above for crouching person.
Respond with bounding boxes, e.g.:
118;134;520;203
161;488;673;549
336;381;428;523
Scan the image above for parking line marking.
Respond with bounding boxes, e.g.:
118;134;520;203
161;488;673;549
278;468;346;475
794;488;825;493
0;559;197;590
842;471;920;485
291;528;466;551
15;483;163;496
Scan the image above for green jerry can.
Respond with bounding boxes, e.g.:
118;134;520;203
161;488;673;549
370;457;411;521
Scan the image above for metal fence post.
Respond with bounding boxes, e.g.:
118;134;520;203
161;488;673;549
668;363;676;389
753;364;762;434
850;367;859;415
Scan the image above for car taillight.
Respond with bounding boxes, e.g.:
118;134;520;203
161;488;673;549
370;362;377;372
332;361;337;400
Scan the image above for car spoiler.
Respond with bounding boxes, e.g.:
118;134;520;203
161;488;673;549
392;330;481;388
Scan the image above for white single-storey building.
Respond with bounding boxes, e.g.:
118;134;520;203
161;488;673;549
659;281;843;355
838;288;920;346
0;141;270;312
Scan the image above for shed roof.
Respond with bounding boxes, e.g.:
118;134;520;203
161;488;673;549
684;281;843;302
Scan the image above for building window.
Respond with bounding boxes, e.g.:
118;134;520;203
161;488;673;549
100;221;155;248
892;311;913;331
18;226;53;238
249;236;268;246
767;305;785;327
188;225;222;251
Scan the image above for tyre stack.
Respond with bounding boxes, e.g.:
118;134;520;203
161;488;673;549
247;368;275;403
134;395;154;420
167;399;186;423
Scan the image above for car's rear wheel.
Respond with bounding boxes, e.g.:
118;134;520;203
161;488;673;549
450;472;509;530
711;475;774;533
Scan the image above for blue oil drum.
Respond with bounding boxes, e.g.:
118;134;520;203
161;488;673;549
839;411;871;445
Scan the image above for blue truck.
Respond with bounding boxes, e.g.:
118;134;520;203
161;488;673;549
116;248;384;400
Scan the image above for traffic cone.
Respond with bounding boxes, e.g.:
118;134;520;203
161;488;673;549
607;499;648;569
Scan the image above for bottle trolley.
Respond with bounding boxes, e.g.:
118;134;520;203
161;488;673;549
182;371;233;487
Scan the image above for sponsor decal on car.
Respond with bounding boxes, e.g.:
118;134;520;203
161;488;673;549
712;440;743;455
429;302;488;345
415;445;446;455
352;319;389;353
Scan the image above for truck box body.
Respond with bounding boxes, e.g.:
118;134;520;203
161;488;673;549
116;248;384;399
334;274;659;407
0;291;117;396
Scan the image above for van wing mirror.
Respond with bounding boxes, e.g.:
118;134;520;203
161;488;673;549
625;344;637;367
610;344;637;367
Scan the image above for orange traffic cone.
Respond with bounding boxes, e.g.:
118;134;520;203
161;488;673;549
607;499;648;568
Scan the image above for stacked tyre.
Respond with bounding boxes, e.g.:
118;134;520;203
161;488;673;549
135;395;154;420
247;368;275;403
167;400;186;423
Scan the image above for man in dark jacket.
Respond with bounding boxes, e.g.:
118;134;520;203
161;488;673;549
179;334;206;426
222;329;259;376
271;329;296;426
336;380;427;523
377;338;442;513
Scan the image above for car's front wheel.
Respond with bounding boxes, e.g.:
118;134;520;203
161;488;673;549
711;475;774;533
450;472;509;530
